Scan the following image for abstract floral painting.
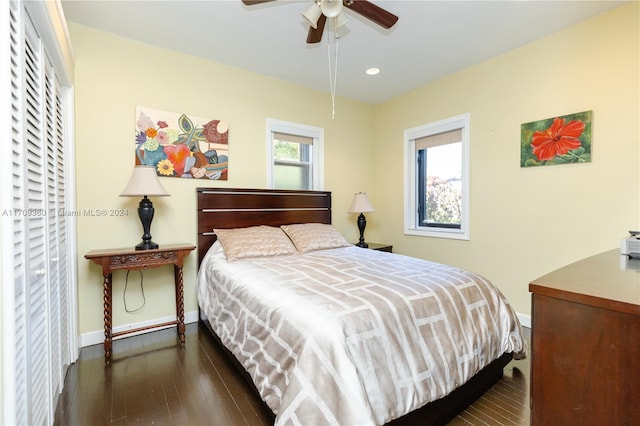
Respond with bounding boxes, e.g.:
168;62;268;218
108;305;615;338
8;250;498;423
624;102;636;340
135;107;229;179
521;110;592;167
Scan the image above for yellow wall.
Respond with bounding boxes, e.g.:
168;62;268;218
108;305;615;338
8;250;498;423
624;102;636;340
373;2;640;315
71;2;639;337
70;23;376;335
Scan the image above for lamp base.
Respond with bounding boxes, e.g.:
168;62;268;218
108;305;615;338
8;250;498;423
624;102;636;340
135;195;159;251
135;240;158;250
356;213;369;249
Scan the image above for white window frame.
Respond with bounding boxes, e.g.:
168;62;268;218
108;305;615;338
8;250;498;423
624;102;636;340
404;113;470;240
266;118;324;190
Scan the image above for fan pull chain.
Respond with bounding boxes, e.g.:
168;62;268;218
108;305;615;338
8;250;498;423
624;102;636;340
326;20;339;119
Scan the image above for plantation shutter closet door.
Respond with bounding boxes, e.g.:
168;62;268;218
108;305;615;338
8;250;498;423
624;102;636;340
2;1;77;425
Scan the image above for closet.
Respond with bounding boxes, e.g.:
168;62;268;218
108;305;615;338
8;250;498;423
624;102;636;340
2;1;77;424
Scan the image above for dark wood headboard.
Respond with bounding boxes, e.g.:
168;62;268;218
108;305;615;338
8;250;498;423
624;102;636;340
196;188;332;264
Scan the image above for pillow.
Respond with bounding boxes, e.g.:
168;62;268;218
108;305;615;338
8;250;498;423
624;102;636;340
214;225;297;261
281;223;351;253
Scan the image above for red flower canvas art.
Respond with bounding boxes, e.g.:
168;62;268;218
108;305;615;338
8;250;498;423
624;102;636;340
521;111;592;167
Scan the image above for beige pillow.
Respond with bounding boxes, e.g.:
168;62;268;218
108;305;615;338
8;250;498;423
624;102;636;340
281;223;351;253
214;225;297;261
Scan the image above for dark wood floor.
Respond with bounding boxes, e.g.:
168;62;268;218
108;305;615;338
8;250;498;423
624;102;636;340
54;323;530;426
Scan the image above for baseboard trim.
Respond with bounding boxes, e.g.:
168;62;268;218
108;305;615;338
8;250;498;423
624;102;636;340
517;312;531;329
79;310;199;348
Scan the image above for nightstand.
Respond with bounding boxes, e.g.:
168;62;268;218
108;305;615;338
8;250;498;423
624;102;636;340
85;243;195;364
360;243;393;253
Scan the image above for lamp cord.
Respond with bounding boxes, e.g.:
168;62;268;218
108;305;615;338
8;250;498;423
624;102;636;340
124;269;146;313
327;19;340;119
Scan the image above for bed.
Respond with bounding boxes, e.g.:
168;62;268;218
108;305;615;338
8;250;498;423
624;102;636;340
196;187;525;426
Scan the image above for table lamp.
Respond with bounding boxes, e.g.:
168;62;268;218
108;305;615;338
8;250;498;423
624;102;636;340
120;165;170;250
348;192;374;248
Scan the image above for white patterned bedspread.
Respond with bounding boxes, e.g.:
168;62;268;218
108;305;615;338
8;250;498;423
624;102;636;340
197;243;525;426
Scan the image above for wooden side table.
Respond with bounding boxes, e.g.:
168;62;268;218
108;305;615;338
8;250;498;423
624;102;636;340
362;243;393;253
85;243;195;364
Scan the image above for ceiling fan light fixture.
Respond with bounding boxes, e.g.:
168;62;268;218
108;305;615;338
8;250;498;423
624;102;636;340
320;0;343;18
334;12;349;29
302;2;322;29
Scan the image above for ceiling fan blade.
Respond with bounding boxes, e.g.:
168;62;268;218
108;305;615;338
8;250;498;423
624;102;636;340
241;0;275;5
306;14;327;44
344;0;398;29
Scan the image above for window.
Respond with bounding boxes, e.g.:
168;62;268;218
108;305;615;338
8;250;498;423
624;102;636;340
267;119;324;190
404;113;470;240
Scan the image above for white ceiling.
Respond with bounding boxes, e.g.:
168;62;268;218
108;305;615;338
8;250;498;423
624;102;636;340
61;0;626;104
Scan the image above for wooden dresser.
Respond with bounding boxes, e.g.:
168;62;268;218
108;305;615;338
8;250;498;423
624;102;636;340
529;249;640;425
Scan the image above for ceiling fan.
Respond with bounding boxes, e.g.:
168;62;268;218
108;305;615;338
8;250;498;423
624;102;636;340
241;0;399;43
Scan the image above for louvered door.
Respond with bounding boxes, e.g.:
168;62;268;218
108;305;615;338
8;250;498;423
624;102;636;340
8;2;29;423
3;1;76;425
44;58;69;408
24;13;52;425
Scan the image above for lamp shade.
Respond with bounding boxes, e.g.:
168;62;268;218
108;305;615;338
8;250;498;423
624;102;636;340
334;12;349;29
120;166;170;197
348;192;374;213
302;2;322;29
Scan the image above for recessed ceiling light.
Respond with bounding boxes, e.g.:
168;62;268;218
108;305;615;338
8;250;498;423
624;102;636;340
366;67;380;76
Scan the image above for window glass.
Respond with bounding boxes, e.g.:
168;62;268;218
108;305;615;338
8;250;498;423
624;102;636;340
418;132;462;228
273;135;312;190
267;120;323;190
405;114;469;240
